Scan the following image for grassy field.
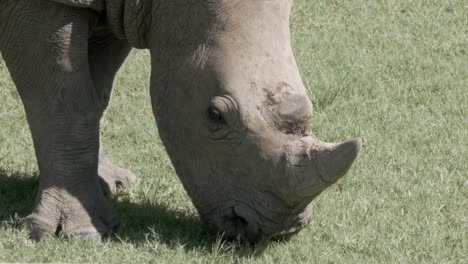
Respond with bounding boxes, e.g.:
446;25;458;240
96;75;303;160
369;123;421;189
1;0;467;263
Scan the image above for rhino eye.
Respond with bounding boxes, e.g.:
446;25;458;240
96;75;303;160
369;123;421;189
207;106;227;125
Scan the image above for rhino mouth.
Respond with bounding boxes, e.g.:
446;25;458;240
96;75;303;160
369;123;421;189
204;202;310;242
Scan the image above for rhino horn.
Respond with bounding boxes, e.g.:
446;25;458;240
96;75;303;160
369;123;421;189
283;137;362;200
317;138;362;183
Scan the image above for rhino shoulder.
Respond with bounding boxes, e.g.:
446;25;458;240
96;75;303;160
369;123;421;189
49;0;104;11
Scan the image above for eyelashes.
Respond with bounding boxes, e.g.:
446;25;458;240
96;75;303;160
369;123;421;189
207;106;227;125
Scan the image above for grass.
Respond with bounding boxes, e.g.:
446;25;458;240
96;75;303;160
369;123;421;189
1;0;467;263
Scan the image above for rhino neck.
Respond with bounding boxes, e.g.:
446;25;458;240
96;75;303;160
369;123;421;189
104;0;152;49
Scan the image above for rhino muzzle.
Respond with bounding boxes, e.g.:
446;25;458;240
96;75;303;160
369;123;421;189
197;136;361;241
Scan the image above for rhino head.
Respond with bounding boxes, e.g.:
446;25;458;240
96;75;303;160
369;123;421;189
123;0;361;240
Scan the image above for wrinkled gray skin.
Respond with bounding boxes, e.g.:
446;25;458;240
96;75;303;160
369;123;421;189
0;0;361;241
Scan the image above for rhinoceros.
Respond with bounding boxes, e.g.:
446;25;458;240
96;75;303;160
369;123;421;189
0;0;361;241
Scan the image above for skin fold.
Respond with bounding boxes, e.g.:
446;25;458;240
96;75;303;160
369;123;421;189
0;0;361;242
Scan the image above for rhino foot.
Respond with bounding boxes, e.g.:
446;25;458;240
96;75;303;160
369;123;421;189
98;151;138;196
26;184;120;241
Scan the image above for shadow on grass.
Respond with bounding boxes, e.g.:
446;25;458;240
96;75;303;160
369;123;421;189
0;169;37;228
0;169;269;258
112;198;268;257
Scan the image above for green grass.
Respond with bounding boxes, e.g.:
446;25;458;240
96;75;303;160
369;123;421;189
1;0;467;263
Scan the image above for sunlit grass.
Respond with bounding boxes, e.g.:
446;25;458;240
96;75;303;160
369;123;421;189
1;0;467;263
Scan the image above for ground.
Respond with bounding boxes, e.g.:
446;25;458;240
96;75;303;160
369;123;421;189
0;0;466;263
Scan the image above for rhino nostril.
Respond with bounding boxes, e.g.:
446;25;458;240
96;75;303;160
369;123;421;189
54;223;63;237
222;209;249;240
115;180;123;189
233;215;248;235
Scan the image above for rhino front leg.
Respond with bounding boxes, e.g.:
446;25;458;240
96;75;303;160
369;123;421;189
87;26;137;195
0;1;118;240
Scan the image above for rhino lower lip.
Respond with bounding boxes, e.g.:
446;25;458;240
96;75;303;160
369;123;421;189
207;198;310;242
226;207;302;242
